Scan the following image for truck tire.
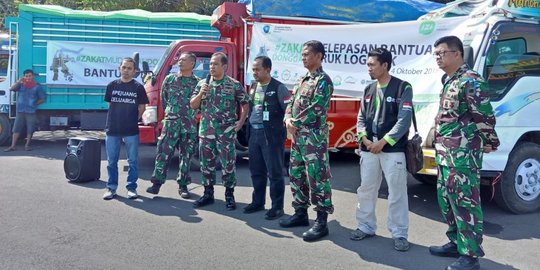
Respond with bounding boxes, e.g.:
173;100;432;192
0;115;11;146
413;173;437;185
495;142;540;214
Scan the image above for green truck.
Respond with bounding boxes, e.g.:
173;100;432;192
0;4;219;145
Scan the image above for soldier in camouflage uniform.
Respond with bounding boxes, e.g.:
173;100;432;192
279;40;334;242
429;36;500;270
147;52;199;199
190;52;250;210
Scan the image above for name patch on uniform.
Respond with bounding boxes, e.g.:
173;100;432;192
266;91;276;96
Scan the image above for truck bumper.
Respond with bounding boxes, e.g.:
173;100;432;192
416;148;438;176
139;125;156;144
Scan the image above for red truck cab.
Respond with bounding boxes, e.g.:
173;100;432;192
139;2;360;152
139;40;237;143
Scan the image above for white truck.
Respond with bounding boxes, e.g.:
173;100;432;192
414;0;540;214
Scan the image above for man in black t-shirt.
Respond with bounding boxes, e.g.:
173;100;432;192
102;57;149;200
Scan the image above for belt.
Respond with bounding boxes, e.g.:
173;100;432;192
250;123;264;129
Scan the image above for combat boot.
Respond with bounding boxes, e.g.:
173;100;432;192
279;208;309;228
446;255;480;270
146;183;162;195
225;187;236;210
302;211;329;242
193;185;214;207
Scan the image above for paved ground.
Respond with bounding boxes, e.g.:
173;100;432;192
0;131;538;270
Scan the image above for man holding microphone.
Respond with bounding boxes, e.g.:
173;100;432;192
190;52;250;210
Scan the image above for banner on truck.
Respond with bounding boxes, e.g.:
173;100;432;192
46;41;166;87
247;17;467;101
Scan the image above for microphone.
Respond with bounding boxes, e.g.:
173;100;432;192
203;74;211;99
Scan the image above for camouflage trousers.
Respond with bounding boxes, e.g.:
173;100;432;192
199;126;237;188
437;165;485;257
289;129;334;214
151;120;197;186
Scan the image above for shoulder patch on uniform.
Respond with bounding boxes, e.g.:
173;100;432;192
227;76;240;84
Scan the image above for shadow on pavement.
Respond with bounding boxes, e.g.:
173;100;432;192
323;220;519;270
115;194;203;223
67;179;107;190
10;132;540;243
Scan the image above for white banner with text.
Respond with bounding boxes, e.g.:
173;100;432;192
46;41;166;87
247;17;468;101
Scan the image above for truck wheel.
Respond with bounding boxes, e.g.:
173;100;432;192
495;142;540;214
413;173;437;185
0;115;11;146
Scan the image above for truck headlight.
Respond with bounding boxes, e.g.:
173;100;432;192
141;105;157;125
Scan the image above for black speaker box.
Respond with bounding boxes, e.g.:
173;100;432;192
64;137;101;182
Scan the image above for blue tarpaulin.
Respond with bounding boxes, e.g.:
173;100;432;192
239;0;445;22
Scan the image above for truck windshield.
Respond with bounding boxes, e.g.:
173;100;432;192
0;51;7;79
153;42;212;79
169;56;210;79
0;34;8;79
484;22;540;101
153;42;176;74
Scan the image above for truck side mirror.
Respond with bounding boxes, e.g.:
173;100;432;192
141;61;155;85
464;46;474;68
142;61;150;72
133;52;141;78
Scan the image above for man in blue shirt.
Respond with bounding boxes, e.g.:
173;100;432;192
4;69;45;152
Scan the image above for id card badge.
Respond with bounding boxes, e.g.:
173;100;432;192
263;111;270;121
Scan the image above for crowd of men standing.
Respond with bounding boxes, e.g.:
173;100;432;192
97;35;498;270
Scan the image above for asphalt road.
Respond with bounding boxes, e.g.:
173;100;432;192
0;131;538;270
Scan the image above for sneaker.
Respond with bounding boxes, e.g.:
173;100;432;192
350;229;375;241
127;189;138;199
179;185;190;199
394;237;410;251
103;189;116;200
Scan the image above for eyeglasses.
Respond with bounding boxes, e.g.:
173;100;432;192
433;50;457;57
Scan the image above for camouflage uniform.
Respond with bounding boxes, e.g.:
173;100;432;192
434;64;500;257
285;67;334;214
192;76;250;188
151;74;199;186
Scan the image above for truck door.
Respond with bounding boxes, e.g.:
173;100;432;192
481;20;540;214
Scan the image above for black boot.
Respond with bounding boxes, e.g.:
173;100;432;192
302;211;329;242
279;208;309;228
193;185;214;207
146;183;162;195
446;255;480;270
429;242;459;257
225;187;236;210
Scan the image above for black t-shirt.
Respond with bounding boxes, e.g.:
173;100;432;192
104;79;149;136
